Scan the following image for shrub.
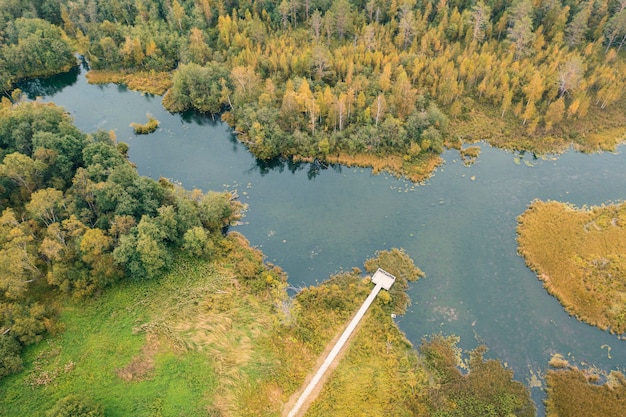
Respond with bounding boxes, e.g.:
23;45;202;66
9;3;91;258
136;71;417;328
0;334;23;378
46;395;104;417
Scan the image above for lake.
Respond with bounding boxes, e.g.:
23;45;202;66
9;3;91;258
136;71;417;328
20;63;626;415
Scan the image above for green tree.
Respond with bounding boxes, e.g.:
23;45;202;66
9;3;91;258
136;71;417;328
604;9;626;52
183;226;213;257
565;6;590;48
26;188;65;226
163;62;231;113
469;1;491;43
2;18;75;81
0;152;44;194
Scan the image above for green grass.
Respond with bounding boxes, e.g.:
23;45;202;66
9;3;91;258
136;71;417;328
0;258;220;417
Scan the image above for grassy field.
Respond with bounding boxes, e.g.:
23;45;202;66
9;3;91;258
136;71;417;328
517;200;626;334
1;242;536;417
0;258;223;417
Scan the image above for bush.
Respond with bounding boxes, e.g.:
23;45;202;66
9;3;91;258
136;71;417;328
0;334;23;378
130;114;159;134
46;395;104;417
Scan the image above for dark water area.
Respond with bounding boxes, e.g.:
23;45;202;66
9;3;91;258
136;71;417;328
20;66;626;415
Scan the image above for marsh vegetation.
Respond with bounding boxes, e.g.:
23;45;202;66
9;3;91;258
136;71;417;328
517;200;626;334
131;113;160;134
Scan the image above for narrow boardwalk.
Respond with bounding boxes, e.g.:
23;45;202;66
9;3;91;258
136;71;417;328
285;269;395;417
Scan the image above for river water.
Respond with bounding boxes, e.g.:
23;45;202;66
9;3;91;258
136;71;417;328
20;64;626;414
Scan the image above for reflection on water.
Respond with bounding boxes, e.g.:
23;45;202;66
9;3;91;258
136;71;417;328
17;65;80;99
252;157;343;179
21;67;626;416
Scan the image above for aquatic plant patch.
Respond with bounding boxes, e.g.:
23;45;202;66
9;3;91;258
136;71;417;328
517;200;626;333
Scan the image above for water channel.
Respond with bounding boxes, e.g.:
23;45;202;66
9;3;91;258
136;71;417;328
19;64;626;415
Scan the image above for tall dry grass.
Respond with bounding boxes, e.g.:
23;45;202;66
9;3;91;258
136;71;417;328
86;70;172;95
546;368;626;417
517;200;626;333
325;152;443;183
449;99;626;154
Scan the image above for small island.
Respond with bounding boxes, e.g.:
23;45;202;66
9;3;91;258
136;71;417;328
130;113;160;134
517;200;626;334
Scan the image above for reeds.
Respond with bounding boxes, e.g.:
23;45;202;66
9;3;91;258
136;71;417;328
325;152;443;182
546;368;626;417
86;70;172;95
517;200;626;334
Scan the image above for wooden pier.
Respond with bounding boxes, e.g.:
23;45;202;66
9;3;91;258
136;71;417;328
286;269;396;417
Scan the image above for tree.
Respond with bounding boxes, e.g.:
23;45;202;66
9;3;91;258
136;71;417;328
604;9;626;52
0;152;44;193
135;217;169;279
163;63;230;113
523;70;545;105
184;27;211;65
310;10;322;42
0;209;39;300
26;188;65;226
230;65;261;104
169;0;186;32
544;97;565;131
279;0;290;29
311;44;332;81
370;94;386;127
469;1;491;43
332;0;352;39
183;226;212;257
2;18;75;81
397;4;415;49
565;6;590;48
507;0;536;60
558;57;584;97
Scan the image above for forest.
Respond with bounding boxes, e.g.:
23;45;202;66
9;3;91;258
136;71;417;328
1;0;626;178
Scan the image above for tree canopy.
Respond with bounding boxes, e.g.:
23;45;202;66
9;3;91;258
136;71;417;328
0;100;244;377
